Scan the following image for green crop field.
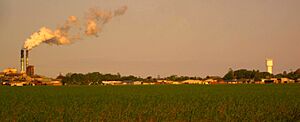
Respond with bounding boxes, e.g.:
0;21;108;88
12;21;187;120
0;84;300;121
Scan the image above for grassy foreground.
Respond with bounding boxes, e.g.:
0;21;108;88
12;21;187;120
0;84;300;121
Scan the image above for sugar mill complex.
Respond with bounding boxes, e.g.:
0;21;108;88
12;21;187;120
0;49;62;86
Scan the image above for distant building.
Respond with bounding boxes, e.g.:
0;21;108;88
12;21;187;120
280;78;295;84
133;81;143;85
157;80;173;84
297;79;300;83
26;65;34;76
205;79;217;84
261;78;295;84
271;78;280;84
44;80;63;86
172;81;181;85
102;81;123;85
262;79;274;84
3;68;18;74
10;81;28;86
143;82;155;85
182;80;204;84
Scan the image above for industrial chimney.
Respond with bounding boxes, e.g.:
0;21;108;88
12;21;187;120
20;49;25;73
25;50;29;71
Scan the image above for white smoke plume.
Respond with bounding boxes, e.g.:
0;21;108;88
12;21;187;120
23;6;128;50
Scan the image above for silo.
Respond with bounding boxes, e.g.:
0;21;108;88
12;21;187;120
266;59;273;74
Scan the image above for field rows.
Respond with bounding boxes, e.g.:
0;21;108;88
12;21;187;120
0;84;300;121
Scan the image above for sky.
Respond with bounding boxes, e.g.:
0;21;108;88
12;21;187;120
0;0;299;78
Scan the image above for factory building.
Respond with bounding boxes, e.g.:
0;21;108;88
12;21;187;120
0;49;62;86
3;68;18;74
26;65;34;76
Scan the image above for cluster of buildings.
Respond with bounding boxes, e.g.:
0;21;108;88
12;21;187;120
0;49;62;86
100;78;299;86
101;79;220;85
100;59;299;85
1;53;299;86
261;59;299;84
0;68;63;86
261;78;297;84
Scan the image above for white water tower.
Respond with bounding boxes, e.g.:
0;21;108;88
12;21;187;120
266;59;273;74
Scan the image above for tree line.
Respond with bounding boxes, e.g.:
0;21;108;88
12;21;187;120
61;72;142;85
59;68;300;85
223;68;300;81
60;72;203;85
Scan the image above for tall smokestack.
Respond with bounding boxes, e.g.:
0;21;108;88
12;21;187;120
20;49;25;73
26;50;29;71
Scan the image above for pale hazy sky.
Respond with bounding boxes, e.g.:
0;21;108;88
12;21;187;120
0;0;299;77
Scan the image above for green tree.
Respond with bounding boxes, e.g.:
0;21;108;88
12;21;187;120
223;68;235;80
